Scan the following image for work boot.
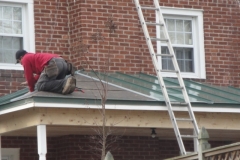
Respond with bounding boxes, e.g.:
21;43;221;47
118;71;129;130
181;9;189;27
67;62;76;76
62;76;76;95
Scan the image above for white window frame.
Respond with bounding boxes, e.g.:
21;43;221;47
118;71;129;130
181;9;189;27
157;7;205;79
1;148;20;160
0;0;35;70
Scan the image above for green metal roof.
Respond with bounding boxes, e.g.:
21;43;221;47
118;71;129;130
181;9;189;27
80;71;240;104
0;71;240;108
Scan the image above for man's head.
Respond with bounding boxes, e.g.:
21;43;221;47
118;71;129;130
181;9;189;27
15;50;27;64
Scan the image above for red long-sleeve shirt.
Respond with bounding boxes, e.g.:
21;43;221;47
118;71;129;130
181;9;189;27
21;53;60;92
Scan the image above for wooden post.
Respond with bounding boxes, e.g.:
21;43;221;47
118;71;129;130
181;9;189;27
104;151;114;160
37;125;47;160
198;127;211;160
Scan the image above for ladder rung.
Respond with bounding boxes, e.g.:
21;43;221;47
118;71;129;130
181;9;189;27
181;135;198;138
155;54;173;57
175;118;193;121
145;22;164;26
151;38;169;42
160;69;178;73
170;102;188;106
141;6;159;10
165;86;183;89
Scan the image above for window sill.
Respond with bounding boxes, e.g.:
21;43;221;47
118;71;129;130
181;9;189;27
0;64;23;70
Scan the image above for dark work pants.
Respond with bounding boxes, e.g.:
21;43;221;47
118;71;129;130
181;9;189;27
36;58;68;93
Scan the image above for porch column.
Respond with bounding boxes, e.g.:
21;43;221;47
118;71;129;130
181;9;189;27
37;125;47;160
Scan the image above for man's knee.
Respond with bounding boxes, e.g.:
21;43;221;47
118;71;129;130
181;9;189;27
36;82;45;91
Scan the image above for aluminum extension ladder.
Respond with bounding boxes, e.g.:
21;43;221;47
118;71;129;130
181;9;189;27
133;0;199;155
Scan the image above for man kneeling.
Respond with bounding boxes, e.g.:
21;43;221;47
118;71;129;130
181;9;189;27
16;50;76;95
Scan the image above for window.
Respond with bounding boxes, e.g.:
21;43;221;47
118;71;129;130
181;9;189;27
1;148;20;160
0;0;34;70
157;7;205;79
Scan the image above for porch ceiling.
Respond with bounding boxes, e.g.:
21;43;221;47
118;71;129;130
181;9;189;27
0;107;240;141
2;125;240;142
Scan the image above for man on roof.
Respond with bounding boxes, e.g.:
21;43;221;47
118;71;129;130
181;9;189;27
15;50;76;95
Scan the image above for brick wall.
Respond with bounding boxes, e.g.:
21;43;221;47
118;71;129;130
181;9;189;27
1;135;233;160
1;0;240;95
0;70;25;96
35;0;240;87
67;0;240;87
34;0;71;60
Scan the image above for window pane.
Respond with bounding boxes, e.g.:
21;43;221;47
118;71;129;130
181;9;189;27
0;36;23;63
185;60;193;72
3;20;11;33
167;19;175;31
161;18;192;46
185;33;192;45
176;20;183;31
13;7;21;20
176;49;184;59
12;37;22;49
176;33;184;44
169;32;176;43
184;20;192;32
2;36;11;48
177;60;184;71
13;22;21;34
161;47;194;72
0;6;22;34
3;6;12;20
4;49;15;63
185;48;193;59
0;20;2;33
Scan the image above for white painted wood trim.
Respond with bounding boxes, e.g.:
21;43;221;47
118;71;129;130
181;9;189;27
1;101;240;117
0;0;35;69
37;125;47;160
0;0;33;3
156;7;205;79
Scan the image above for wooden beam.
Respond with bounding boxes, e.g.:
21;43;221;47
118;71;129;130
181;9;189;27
1;108;240;134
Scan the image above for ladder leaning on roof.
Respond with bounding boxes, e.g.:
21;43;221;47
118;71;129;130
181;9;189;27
133;0;199;155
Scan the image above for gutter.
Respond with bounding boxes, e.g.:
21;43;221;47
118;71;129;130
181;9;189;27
1;97;240;116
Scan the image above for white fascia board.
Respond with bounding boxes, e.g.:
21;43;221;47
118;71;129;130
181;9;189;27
0;0;33;3
0;102;34;115
34;103;240;113
1;102;240;116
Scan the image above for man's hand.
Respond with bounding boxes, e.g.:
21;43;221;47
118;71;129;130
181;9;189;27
21;81;28;85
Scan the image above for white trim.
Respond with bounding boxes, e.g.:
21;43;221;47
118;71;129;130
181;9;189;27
1;101;240;116
157;7;205;79
0;0;35;69
0;0;33;3
0;64;23;70
37;125;47;160
34;103;240;113
0;102;34;115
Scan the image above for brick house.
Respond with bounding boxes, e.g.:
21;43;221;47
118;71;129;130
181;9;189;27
0;0;240;160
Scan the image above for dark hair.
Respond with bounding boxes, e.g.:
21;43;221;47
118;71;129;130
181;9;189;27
15;50;27;63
